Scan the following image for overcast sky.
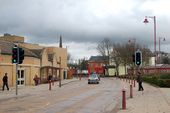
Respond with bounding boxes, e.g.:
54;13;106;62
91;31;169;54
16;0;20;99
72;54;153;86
0;0;170;60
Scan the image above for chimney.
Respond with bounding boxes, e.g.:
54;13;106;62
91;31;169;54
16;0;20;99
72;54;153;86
59;35;62;48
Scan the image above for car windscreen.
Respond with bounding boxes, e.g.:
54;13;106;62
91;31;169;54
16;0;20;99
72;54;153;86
90;74;97;78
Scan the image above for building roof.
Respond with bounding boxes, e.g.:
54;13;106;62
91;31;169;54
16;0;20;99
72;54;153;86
30;49;43;58
0;40;39;58
89;56;108;61
0;33;24;42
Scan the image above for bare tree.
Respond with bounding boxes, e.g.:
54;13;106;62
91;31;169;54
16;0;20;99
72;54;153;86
139;46;152;65
97;38;152;76
111;43;122;76
116;43;129;75
97;38;112;61
97;38;113;75
112;42;152;75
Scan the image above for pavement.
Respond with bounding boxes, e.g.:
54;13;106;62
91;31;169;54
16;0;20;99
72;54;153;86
0;78;79;100
117;78;170;113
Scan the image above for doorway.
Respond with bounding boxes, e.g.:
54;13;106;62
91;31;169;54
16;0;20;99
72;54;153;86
17;69;25;86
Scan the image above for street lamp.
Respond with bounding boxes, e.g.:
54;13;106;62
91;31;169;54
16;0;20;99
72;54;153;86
158;37;165;63
143;16;157;65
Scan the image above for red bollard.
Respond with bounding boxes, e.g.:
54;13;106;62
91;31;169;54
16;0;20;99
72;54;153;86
122;89;126;110
130;85;133;98
134;80;135;87
49;80;51;90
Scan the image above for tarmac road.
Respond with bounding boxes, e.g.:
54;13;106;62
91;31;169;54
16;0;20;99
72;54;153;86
0;78;122;113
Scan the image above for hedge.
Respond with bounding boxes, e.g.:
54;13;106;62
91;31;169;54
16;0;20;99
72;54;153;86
157;79;170;87
142;74;170;88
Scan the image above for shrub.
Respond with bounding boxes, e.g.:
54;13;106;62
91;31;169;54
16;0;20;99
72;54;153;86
142;74;170;87
142;76;158;84
157;79;170;87
159;74;170;79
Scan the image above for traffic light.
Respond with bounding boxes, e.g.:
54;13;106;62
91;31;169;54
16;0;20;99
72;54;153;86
19;48;24;64
12;46;18;64
135;51;142;66
132;54;135;63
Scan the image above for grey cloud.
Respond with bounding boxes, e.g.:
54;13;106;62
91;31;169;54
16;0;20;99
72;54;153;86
0;0;170;56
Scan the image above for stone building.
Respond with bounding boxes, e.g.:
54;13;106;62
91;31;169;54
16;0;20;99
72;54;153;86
0;34;67;87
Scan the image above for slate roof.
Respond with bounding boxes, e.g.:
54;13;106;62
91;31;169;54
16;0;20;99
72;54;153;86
0;40;39;58
30;49;43;58
89;56;108;61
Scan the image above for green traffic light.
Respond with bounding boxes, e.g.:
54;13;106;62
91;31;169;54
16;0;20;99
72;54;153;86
136;61;141;65
13;59;17;63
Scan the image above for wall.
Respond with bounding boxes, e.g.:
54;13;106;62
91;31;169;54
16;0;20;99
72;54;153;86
0;54;40;87
108;68;115;76
0;42;68;87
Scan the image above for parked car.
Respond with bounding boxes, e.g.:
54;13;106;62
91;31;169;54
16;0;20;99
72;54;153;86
88;73;100;84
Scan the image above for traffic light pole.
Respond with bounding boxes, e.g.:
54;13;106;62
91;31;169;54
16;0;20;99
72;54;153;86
16;63;18;95
16;46;19;95
13;45;25;95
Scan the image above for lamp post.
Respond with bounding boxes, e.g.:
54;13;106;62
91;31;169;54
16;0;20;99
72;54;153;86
143;16;157;66
158;37;165;63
